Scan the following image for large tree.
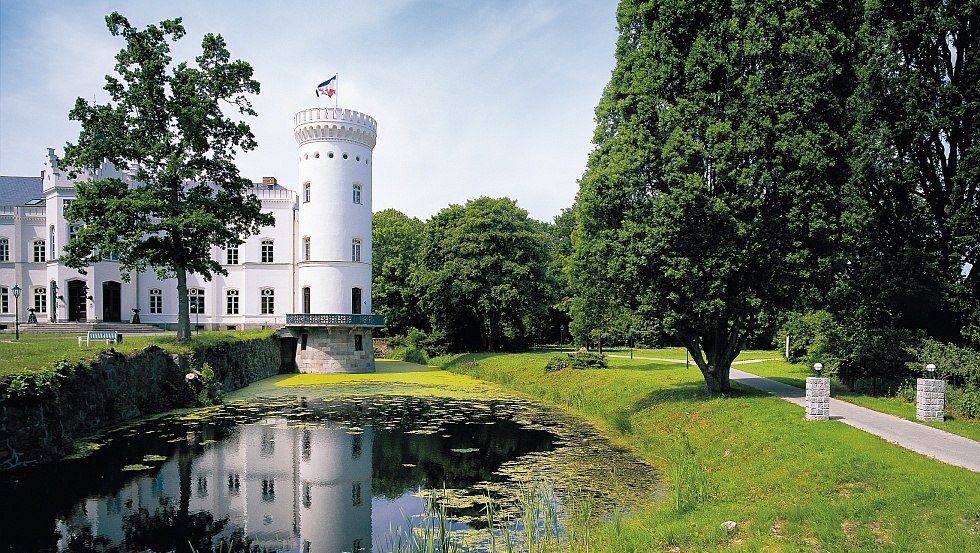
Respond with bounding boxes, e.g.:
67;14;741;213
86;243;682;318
416;197;554;351
574;0;858;392
372;208;426;336
61;12;272;342
847;0;980;342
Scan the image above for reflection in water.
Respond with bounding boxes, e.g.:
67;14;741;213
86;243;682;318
3;395;623;552
56;421;374;553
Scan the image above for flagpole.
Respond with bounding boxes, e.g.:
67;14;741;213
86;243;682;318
335;72;339;109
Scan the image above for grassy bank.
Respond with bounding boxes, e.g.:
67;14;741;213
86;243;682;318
0;330;278;379
438;352;980;551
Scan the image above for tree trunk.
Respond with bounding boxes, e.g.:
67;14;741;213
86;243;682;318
701;366;732;393
175;267;191;342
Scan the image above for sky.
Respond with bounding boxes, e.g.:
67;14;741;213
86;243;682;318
0;1;619;223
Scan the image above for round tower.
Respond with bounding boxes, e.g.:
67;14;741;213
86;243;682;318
294;107;376;313
287;107;380;373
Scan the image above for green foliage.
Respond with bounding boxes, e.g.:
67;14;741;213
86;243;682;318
910;338;980;388
543;352;607;372
5;359;78;399
946;385;980;420
416;197;556;352
544;355;569;372
392;346;430;366
573;0;857;392
774;311;834;362
192;362;221;406
60;12;273;342
373;209;427;336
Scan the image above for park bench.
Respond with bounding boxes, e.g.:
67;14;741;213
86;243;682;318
78;330;122;347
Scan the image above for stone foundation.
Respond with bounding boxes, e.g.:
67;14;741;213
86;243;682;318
916;378;945;422
294;326;375;373
805;377;831;420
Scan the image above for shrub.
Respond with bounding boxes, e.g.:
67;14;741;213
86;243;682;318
910;338;980;388
544;355;569;372
947;384;980;419
896;380;917;403
392;345;429;365
774;310;834;361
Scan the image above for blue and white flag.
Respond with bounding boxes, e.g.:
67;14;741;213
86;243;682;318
316;75;337;98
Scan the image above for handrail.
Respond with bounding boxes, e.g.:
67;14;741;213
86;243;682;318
285;313;384;327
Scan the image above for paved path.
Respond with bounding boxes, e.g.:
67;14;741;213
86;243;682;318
610;354;980;472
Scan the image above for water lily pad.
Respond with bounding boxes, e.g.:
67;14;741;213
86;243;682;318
451;448;480;454
142;454;167;462
122;464;153;471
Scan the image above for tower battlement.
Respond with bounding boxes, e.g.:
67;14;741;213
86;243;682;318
293;108;377;149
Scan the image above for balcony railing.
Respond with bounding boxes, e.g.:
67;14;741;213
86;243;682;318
285;313;384;327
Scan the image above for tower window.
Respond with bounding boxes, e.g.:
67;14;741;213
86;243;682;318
303;182;310;203
352;287;362;314
226;289;239;315
261;288;275;314
33;240;46;263
303;236;311;261
261;239;274;263
354;334;363;351
352;184;362;205
149;288;162;314
351;239;361;263
302;286;311;314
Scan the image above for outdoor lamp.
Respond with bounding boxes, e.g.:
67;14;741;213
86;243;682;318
12;284;21;341
813;362;823;377
926;363;936;378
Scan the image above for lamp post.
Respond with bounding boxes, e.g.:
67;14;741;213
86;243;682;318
813;362;823;378
12;284;21;340
559;325;564;353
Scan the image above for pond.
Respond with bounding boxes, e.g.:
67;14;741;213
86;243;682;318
0;393;660;552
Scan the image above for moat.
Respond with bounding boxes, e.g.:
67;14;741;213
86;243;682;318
0;392;660;552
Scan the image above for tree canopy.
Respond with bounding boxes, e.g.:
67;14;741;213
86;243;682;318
415;197;554;351
574;0;857;392
372;209;426;336
61;12;272;342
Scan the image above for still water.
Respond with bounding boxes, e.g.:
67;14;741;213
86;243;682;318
0;394;659;552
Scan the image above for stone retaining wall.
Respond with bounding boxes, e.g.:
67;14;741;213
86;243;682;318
0;336;284;469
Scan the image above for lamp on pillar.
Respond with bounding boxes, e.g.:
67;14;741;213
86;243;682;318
12;284;21;340
926;363;936;378
813;362;823;378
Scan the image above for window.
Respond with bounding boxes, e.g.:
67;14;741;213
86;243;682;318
261;239;274;263
0;287;7;313
226;289;239;315
352;482;362;506
226;246;238;265
303;236;311;261
351;287;362;314
189;288;204;314
33;287;46;313
302;482;312;508
351;238;361;262
303;182;310;203
228;473;240;495
352;433;362;459
49;226;55;258
354;334;364;351
33;240;46;263
352;184;362;204
62;199;74;215
261;288;275;314
302;287;311;314
261;479;275;502
149;288;162;314
0;237;8;261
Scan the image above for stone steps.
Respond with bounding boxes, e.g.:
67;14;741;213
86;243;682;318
10;322;167;335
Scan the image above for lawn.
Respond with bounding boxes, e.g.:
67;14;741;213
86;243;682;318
439;352;980;551
0;330;278;378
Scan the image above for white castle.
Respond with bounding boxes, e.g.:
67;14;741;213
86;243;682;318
0;107;381;372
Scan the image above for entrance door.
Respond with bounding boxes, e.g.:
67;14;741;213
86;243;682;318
102;281;121;322
67;280;87;322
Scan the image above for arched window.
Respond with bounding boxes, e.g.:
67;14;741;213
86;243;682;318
261;239;274;263
351;238;361;262
33;286;47;313
226;289;239;315
149;288;163;314
0;237;8;262
303;182;311;203
351;287;362;314
188;288;205;314
352;184;362;205
303;236;311;261
302;286;311;314
33;240;46;263
260;288;275;314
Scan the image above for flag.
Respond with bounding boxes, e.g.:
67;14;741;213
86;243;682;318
316;75;337;98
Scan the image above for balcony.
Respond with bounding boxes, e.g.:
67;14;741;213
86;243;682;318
285;313;384;327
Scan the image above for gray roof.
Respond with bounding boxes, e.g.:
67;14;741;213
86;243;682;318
0;176;43;206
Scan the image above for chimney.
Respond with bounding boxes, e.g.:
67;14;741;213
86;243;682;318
262;176;277;185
